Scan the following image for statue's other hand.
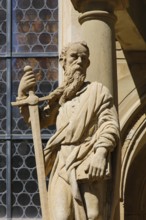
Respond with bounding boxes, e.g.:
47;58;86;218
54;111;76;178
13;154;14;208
85;147;108;181
18;69;36;97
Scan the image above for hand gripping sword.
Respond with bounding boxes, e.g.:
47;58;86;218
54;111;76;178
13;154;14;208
11;66;50;220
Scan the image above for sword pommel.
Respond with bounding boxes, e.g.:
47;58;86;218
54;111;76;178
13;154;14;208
12;65;39;107
24;65;32;73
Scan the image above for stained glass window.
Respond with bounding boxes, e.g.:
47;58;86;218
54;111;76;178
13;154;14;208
12;0;58;53
0;142;6;218
0;59;6;135
0;0;7;53
11;141;48;218
0;0;58;219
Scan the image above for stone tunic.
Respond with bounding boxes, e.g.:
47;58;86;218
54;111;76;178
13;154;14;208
43;81;119;219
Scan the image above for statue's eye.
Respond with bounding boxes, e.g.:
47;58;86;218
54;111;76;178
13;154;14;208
81;54;88;61
70;54;77;59
82;56;86;60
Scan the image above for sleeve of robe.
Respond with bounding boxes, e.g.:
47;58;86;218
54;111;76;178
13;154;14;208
93;84;120;152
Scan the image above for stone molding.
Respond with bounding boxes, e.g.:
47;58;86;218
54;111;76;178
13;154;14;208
79;10;116;26
120;92;146;200
71;0;129;13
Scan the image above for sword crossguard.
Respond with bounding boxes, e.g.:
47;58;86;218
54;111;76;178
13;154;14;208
11;94;51;107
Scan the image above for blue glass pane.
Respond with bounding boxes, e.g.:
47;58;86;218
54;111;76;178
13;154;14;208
0;59;6;134
11;140;48;218
0;0;7;53
12;0;58;53
0;142;6;218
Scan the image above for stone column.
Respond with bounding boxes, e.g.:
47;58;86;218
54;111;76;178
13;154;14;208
69;2;128;220
70;0;128;104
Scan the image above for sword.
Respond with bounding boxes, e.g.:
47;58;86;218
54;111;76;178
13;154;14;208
11;66;50;220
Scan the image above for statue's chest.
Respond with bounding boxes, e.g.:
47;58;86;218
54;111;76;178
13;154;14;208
66;96;80;116
56;96;81;128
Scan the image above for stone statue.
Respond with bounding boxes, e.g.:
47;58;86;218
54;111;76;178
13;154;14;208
16;42;120;220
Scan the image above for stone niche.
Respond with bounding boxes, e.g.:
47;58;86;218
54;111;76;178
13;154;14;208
71;0;129;12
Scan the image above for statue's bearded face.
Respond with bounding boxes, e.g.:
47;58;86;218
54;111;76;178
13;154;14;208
47;43;90;106
65;44;90;79
56;43;90;105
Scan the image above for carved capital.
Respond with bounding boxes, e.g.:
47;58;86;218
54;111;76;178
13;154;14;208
71;0;128;13
79;10;116;26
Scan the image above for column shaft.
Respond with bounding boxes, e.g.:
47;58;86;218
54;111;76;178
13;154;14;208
79;10;117;103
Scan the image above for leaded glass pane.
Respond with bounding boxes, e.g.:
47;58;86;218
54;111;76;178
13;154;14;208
0;0;59;218
12;57;58;135
12;0;58;53
11;140;49;218
0;59;7;134
0;0;7;53
0;142;6;218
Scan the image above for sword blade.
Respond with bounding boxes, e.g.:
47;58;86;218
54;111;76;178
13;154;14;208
29;104;49;220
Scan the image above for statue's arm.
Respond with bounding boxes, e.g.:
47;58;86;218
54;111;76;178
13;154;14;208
39;103;59;128
94;106;119;152
94;107;119;152
86;87;120;180
18;103;59;128
17;66;59;128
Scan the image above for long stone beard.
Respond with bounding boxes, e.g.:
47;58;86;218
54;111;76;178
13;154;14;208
47;70;86;107
59;71;86;105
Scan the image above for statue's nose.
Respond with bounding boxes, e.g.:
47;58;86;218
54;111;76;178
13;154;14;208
77;56;82;63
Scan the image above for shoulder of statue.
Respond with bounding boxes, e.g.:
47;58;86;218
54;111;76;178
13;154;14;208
88;81;103;90
90;81;111;93
88;82;114;103
84;81;113;98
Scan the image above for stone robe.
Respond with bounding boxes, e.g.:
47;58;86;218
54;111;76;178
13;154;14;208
43;81;119;219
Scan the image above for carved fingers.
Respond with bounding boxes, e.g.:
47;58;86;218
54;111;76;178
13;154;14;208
18;67;36;97
85;148;108;181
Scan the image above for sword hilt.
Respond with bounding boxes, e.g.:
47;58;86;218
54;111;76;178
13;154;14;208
12;66;52;107
24;65;35;97
12;65;39;107
12;65;52;107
